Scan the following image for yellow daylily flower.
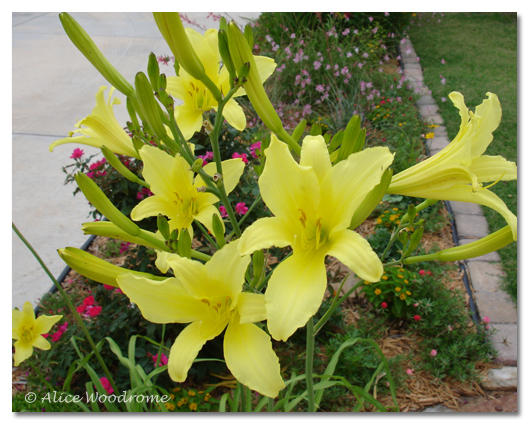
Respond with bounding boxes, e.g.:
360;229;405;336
12;302;62;366
388;92;517;239
165;27;276;140
117;241;285;398
130;145;244;235
49;86;139;159
239;135;394;341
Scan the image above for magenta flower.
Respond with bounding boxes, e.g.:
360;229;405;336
70;148;84;159
153;352;169;367
87;305;102;318
235;202;248;215
119;242;131;254
100;377;114;394
249;142;262;158
232;152;248;164
219;206;228;218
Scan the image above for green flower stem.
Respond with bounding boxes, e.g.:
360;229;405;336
209;86;243;237
305;317;316;412
379;199;439;262
25;357;57;393
313;277;363;336
227;193;262;241
191;249;211;262
13;223;120;397
194;219;219;250
152;323;166;386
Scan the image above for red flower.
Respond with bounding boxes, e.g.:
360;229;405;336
413;315;421;321
100;377;114;394
70;148;84;159
87;306;102;317
381;302;388;309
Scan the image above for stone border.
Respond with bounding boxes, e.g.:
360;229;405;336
400;37;517;366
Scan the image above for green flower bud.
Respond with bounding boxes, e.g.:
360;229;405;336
227;22;300;154
147;52;161;90
404;225;514;264
58;247;164;287
212;213;226;248
75;172;140;236
292;119;307;143
191;158;204;173
157;214;171;241
336;114;365;163
153;12;206;81
100;145;149;188
59;13;134;98
82;221;166;251
178;228;192;259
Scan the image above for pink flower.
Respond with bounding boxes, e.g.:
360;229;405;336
419;270;425;276
58;322;68;333
441;58;446;64
235;202;248;215
219;206;228;218
406;369;414;376
70;148;84;159
100;377;114;394
483;316;491;324
232;152;248;164
430;349;437;357
313;60;322;70
413;315;421;321
87;306;102;317
51;331;63;342
153;353;169;367
103;284;114;290
249;142;261;158
119;242;131;254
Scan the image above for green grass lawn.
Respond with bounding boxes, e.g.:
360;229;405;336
406;12;517;302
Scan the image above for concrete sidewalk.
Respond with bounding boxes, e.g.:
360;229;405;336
12;12;261;309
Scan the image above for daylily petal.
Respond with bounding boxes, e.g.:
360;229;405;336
168;319;226;382
157;253;209;299
469;155;517;183
117;274;207;323
238;293;267;324
199;158;245;195
204;241;251;303
193;204;224;235
31;335;51;351
265;252;328;341
174;104;205;140
470;92;502;158
13;340;33;367
319;146;394;230
139;145;193;199
224;320;284;398
299;135;332;183
260;135;320;222
239;216;293;255
130;195;177;222
418;186;517;240
236;55;277;98
49;86;139;159
327;229;384;282
33;314;62;335
220;98;246;131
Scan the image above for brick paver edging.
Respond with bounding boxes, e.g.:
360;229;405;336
399;37;517;366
